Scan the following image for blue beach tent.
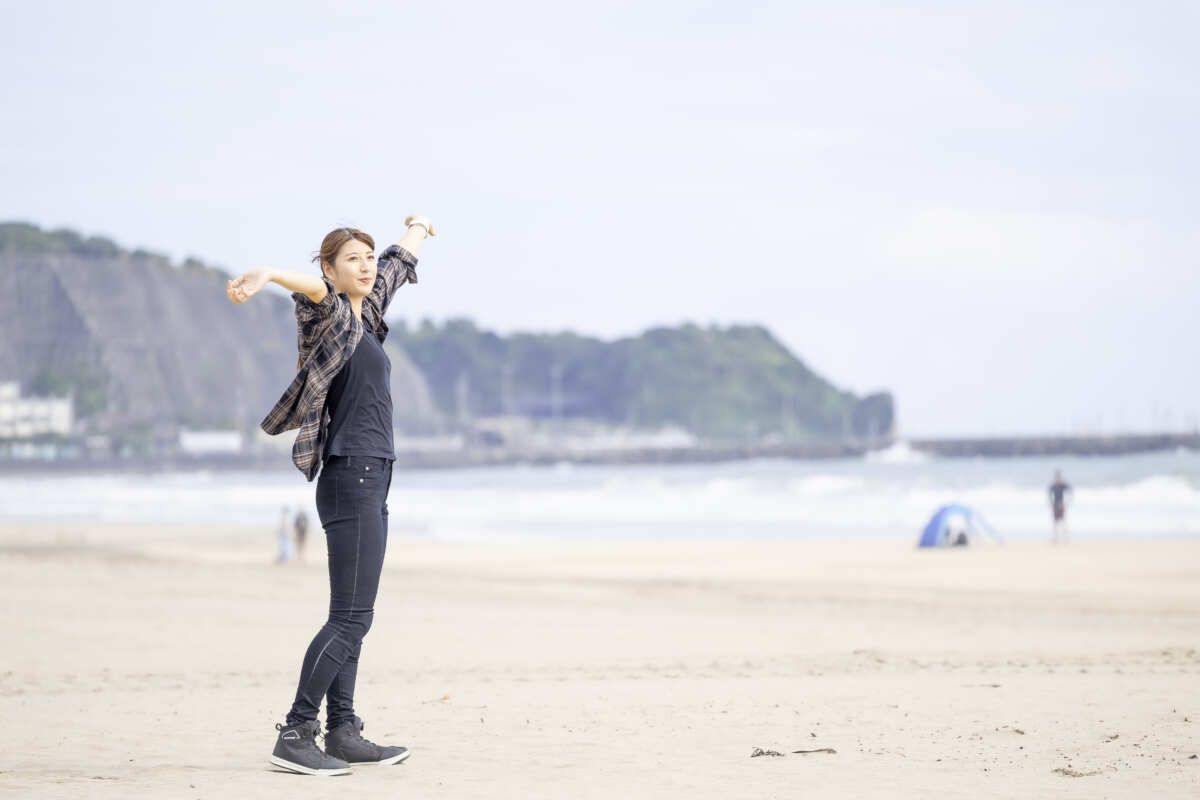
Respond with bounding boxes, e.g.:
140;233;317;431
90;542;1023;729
918;504;1001;548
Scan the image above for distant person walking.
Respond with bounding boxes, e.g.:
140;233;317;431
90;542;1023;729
227;215;435;776
293;509;309;560
275;505;295;564
1048;470;1072;545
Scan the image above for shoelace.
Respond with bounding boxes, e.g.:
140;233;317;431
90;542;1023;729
276;722;325;750
342;721;381;749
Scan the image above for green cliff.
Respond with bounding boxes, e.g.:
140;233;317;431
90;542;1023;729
393;319;893;440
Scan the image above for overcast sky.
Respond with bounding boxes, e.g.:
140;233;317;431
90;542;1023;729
2;1;1196;436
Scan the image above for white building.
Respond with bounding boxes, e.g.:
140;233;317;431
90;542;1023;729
0;382;73;439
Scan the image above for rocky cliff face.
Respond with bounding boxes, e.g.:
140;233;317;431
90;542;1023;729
383;341;438;429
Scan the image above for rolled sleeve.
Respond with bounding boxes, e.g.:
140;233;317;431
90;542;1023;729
293;275;345;353
292;275;338;316
369;245;418;317
378;244;419;285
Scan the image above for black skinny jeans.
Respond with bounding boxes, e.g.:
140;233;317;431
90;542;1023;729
286;455;393;730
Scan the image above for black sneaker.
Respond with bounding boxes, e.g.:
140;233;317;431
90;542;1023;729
324;716;409;766
269;720;352;776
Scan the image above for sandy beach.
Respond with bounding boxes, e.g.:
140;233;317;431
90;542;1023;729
0;520;1197;799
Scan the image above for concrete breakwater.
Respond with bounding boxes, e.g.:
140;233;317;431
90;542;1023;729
909;432;1200;458
1;433;1196;474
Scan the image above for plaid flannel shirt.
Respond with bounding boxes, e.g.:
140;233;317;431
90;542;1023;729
260;244;418;481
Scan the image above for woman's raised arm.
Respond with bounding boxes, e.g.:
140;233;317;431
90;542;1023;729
396;214;435;257
227;269;327;305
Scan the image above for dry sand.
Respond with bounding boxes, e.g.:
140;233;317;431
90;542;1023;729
0;520;1197;799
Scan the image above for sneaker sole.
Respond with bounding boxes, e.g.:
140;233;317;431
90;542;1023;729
346;750;410;766
376;750;410;766
268;755;352;776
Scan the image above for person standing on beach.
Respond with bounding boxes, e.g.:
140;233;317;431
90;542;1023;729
275;505;295;564
1048;470;1072;545
293;508;309;560
227;216;435;776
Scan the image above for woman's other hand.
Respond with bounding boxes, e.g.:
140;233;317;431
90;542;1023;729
404;215;436;237
227;270;273;305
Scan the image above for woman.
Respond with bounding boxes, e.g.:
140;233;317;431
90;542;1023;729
227;215;435;775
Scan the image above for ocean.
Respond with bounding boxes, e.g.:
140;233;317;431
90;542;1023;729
1;445;1197;542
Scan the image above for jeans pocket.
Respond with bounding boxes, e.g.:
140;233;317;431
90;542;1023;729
354;460;385;488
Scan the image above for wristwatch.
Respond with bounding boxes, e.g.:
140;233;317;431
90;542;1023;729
405;214;436;236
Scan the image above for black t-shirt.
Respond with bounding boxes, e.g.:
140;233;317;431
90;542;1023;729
323;325;394;460
1049;480;1071;505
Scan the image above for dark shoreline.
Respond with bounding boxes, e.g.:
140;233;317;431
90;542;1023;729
1;433;1196;475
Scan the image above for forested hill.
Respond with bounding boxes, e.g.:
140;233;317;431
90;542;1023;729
392;319;893;440
1;222;893;444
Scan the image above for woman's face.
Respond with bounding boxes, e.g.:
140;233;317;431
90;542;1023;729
323;238;376;297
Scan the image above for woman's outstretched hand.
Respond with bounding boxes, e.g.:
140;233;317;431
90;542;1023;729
227;270;272;305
